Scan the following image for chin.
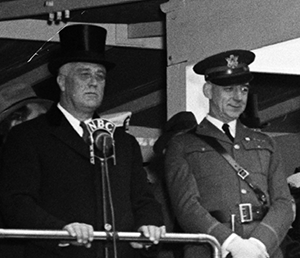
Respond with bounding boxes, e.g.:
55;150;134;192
84;99;101;106
227;114;240;121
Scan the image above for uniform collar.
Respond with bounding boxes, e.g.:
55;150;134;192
206;115;237;137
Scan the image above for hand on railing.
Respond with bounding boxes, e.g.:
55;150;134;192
130;225;166;249
61;222;94;248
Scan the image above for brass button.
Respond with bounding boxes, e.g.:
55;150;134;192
241;189;247;194
234;144;240;149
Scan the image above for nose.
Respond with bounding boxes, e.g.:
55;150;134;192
233;87;243;100
88;75;99;87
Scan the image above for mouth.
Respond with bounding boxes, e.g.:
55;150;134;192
85;92;98;97
229;103;245;109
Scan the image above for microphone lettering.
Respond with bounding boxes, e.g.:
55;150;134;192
86;118;116;164
87;118;115;134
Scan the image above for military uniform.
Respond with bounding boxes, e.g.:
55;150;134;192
165;118;293;258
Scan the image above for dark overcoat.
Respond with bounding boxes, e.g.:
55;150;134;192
0;105;163;258
165;118;294;258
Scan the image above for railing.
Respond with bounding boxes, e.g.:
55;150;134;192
0;229;222;258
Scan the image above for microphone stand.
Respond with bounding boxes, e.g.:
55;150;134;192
93;134;117;258
100;159;109;258
86;118;117;258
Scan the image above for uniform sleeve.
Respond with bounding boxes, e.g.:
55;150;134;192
249;136;294;255
164;137;232;245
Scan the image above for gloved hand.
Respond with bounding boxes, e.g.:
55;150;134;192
227;235;269;258
249;238;269;258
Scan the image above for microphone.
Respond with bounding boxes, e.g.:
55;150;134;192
93;130;115;160
86;118;117;164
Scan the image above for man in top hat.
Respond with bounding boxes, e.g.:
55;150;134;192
0;24;165;258
164;50;293;258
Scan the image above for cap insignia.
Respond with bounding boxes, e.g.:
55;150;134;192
226;55;239;69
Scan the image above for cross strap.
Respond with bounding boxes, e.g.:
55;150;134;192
196;134;268;207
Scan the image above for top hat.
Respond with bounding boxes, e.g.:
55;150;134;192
193;49;255;86
153;111;198;155
48;24;115;75
0;83;53;123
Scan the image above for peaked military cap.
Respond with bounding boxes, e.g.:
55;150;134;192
193;49;255;86
48;24;115;74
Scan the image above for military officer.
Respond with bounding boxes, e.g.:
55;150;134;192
164;50;294;258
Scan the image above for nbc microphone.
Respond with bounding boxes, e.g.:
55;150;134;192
93;130;116;163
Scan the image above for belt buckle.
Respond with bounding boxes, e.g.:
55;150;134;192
239;203;253;223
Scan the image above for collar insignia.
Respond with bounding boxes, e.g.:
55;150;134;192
226;55;239;69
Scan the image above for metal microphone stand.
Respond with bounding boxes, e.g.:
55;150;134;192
93;134;117;258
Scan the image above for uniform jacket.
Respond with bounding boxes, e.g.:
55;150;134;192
0;105;163;258
165;118;293;258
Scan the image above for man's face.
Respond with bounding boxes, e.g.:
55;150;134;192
58;62;107;115
204;83;249;123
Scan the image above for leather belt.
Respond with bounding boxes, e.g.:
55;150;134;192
210;203;268;224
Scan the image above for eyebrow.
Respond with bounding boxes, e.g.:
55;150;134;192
76;67;106;74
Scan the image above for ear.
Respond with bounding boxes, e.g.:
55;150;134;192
56;74;65;92
203;82;212;99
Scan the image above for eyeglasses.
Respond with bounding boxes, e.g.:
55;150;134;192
77;71;106;82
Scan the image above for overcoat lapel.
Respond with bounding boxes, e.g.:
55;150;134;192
45;105;90;159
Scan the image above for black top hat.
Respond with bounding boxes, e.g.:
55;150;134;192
193;49;255;86
48;24;115;74
153;111;198;155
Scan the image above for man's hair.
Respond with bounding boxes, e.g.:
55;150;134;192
58;63;73;76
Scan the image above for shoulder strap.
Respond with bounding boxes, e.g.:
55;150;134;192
197;134;268;206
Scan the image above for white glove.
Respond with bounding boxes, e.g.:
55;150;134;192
227;235;269;258
249;238;269;258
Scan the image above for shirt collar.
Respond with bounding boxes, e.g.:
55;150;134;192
206;115;237;137
57;103;92;136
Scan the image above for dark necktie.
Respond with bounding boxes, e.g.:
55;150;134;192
80;121;90;144
222;123;234;142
